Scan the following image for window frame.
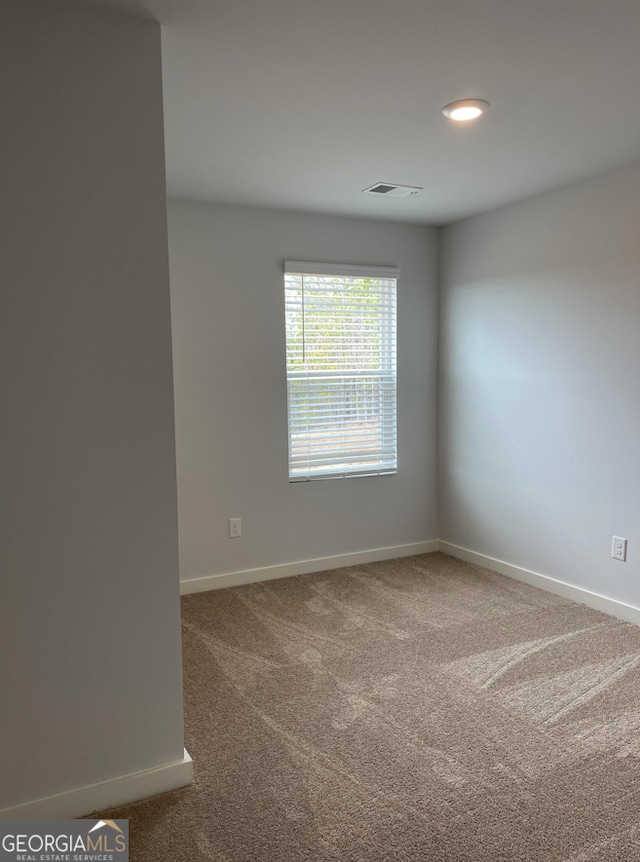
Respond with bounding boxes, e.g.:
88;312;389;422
284;260;400;482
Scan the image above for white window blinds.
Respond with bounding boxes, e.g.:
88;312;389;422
284;261;399;481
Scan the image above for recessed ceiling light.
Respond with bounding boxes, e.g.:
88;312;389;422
442;99;489;122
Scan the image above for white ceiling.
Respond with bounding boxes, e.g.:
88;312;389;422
99;0;640;224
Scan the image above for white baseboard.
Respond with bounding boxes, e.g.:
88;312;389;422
180;540;439;595
439;541;640;626
180;535;640;622
0;748;193;820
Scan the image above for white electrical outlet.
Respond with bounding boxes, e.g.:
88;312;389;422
229;517;242;538
612;536;627;561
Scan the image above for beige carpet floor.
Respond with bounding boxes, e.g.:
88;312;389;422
103;553;640;860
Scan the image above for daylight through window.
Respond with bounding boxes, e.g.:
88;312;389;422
284;261;398;481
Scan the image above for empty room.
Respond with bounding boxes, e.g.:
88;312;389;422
3;0;640;860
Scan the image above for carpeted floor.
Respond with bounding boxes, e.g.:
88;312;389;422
103;553;640;860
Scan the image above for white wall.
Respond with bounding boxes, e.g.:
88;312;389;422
168;201;439;582
0;0;185;811
439;160;640;607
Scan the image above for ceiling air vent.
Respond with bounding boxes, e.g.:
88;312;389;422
363;182;422;198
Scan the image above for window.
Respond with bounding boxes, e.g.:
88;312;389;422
284;261;399;481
